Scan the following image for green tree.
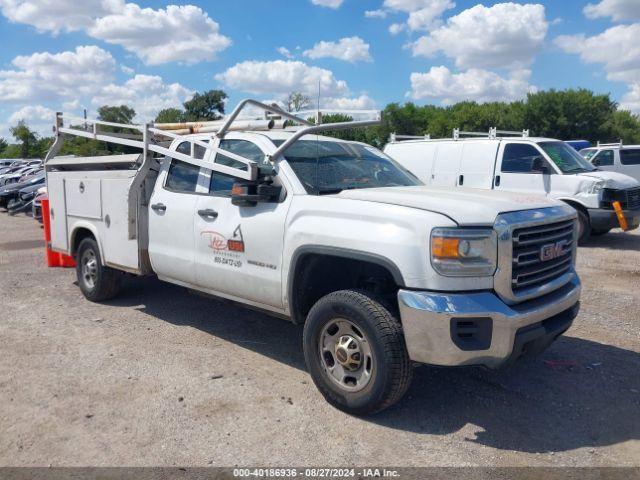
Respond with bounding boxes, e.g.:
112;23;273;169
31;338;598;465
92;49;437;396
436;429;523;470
97;105;136;125
0;137;7;155
155;108;185;124
183;90;227;121
10;121;38;158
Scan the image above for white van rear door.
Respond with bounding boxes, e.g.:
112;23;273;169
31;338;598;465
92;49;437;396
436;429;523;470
384;142;437;184
458;141;499;189
431;142;463;187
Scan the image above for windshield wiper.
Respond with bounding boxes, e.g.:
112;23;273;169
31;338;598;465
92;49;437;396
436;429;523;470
317;188;344;195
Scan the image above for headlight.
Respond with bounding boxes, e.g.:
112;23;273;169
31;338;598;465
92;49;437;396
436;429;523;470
431;228;497;277
588;180;605;194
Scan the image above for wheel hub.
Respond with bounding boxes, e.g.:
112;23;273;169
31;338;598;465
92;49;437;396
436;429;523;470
335;335;362;371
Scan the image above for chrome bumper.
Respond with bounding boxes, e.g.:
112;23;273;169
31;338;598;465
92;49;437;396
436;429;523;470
398;274;581;369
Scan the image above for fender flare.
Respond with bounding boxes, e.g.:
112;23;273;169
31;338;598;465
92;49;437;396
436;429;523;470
69;222;105;264
287;245;406;324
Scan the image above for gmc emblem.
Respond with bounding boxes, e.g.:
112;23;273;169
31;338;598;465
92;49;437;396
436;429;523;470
540;240;570;262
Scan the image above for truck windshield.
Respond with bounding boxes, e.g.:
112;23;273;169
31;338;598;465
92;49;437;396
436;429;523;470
279;140;422;194
539;141;597;173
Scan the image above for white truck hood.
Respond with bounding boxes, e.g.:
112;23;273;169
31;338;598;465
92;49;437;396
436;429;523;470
577;170;640;189
334;186;559;225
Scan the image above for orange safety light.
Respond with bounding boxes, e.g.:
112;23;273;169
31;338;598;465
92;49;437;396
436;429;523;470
432;237;460;259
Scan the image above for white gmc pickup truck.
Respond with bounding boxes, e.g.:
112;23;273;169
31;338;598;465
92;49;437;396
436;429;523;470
44;100;581;414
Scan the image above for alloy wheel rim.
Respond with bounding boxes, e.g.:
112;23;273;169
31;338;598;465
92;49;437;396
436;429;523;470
81;249;98;289
319;318;374;392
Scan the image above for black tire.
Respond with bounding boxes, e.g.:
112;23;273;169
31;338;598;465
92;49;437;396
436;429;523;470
303;289;413;415
591;228;611;236
576;209;591;245
76;237;122;302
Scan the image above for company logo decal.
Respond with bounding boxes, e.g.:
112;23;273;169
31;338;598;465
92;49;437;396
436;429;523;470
200;225;245;268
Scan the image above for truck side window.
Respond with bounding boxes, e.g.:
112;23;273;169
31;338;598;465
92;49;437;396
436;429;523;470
592;150;614;166
208;140;264;196
194;140;209;160
501;144;546;173
165;160;200;193
620;149;640;165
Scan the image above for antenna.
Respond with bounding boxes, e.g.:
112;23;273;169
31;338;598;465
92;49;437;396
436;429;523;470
316;80;322;125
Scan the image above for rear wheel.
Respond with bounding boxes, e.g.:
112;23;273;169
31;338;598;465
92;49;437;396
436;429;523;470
76;238;122;302
303;289;413;415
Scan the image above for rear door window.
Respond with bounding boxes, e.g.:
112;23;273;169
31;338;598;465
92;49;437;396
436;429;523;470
620;149;640;165
166;160;200;193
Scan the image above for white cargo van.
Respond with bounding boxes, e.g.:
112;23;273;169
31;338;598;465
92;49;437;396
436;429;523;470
384;130;640;243
580;143;640;183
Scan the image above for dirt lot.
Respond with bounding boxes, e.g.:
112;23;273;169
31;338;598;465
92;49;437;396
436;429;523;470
0;212;638;467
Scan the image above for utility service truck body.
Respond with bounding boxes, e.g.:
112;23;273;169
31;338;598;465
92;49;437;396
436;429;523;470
384;131;640;243
45;102;581;414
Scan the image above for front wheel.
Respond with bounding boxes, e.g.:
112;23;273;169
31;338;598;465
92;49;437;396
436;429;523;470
576;210;591;245
76;237;122;302
303;290;413;415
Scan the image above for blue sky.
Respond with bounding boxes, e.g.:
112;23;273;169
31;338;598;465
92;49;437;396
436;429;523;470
0;0;639;139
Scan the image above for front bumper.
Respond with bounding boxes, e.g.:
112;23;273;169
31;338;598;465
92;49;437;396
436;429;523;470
398;275;581;369
588;207;640;231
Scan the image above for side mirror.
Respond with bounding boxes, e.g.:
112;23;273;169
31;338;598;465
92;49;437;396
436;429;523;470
231;181;282;207
531;157;551;174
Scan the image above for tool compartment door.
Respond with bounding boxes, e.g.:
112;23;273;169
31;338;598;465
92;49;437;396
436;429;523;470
65;178;102;219
46;173;69;252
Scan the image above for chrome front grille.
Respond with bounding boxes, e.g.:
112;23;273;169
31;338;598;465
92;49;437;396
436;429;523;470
511;219;574;293
626;187;640;210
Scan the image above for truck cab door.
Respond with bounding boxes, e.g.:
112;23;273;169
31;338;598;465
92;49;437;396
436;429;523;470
494;142;551;196
148;141;204;284
193;135;290;309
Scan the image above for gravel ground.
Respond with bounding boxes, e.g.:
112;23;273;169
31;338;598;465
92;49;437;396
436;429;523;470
0;212;638;467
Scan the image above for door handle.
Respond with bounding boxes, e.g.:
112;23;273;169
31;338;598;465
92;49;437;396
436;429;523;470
151;203;167;212
458;174;464;186
198;208;218;219
494;175;501;187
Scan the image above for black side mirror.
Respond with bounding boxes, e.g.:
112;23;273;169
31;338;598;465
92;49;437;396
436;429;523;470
531;157;551;174
231;181;282;207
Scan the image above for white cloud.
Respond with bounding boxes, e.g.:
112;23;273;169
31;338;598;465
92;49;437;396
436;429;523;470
7;104;55;136
410;3;548;70
310;0;343;8
620;83;640;114
277;47;294;59
555;24;640;83
215;60;349;97
303;37;372;63
365;9;387;18
410;66;535;104
323;95;376;110
91;74;194;120
407;0;455;31
0;1;231;65
0;45;116;102
0;0;122;33
88;4;231;65
584;0;640;22
389;23;406;35
120;64;135;75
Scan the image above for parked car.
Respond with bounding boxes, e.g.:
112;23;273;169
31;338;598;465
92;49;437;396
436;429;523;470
579;143;640;184
45;101;581;415
384;132;640;243
0;171;45;209
8;182;45;216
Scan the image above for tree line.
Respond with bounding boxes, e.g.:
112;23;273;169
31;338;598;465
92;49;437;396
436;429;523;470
1;88;639;159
